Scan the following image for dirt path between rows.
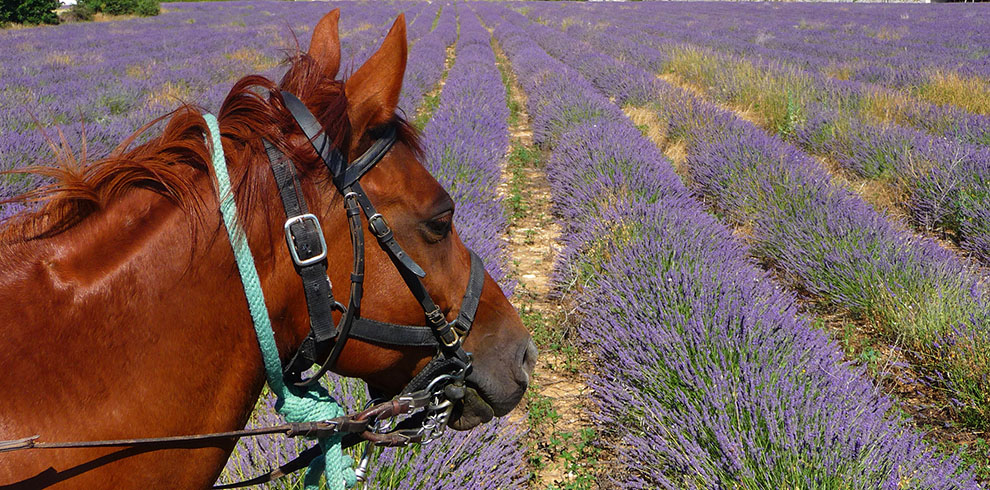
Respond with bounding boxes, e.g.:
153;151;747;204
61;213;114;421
489;40;597;489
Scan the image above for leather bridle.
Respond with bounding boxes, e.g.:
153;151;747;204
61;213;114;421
270;89;482;421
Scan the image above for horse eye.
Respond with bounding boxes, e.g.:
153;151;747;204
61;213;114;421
426;211;453;238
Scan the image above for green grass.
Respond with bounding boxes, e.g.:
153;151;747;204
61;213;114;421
412;91;440;131
412;32;456;131
429;4;441;32
542;429;600;490
505;144;539;222
952;437;990;482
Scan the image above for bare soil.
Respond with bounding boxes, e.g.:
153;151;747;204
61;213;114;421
491;41;598;489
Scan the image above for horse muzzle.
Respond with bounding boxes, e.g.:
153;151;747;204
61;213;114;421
450;337;537;430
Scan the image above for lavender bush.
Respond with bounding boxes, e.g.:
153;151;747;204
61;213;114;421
397;4;456;118
478;3;981;487
419;9;512;288
537;2;990;113
526;3;990;265
0;1;407;211
505;4;990;431
344;8;529;487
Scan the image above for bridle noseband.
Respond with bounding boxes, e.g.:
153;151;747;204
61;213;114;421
268;90;482;421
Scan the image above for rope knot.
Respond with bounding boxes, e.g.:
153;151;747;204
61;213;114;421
278;384;356;490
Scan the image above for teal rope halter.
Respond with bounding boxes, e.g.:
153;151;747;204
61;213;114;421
203;113;356;490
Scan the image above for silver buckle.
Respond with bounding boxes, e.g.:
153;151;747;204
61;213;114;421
283;214;328;267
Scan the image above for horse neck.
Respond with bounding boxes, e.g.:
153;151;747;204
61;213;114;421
0;170;329;441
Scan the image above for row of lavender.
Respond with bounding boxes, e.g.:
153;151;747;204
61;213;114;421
381;10;528;485
511;0;990;432
340;8;528;487
478;3;979;487
546;5;990;148
395;4;454;117
600;2;990;107
221;4;531;488
526;3;990;266
419;10;512;288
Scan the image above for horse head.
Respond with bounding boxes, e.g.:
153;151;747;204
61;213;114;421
272;10;536;430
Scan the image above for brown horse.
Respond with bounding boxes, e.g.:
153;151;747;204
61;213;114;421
0;10;535;489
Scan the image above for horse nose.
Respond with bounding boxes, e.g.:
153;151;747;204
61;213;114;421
515;338;538;386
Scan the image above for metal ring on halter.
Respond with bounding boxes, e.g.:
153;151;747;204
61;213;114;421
424;374;459;396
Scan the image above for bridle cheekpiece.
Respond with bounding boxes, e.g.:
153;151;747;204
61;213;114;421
266;90;485;446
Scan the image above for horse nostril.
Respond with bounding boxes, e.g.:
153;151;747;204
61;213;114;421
516;338;538;386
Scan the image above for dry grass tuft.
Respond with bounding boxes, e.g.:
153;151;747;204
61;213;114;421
917;71;990;116
825;64;853;81
125;63;151;79
866;25;907;41
92;12;138;22
623;105;665;143
225;47;278;72
623;104;691;178
144;81;191;110
44;51;74;66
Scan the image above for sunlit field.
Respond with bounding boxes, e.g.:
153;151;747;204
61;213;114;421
3;1;990;487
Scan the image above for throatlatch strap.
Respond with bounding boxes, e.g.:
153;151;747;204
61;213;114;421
203;114;355;490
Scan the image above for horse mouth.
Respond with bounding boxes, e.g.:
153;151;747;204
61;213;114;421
448;375;528;430
448;339;536;430
448;386;496;430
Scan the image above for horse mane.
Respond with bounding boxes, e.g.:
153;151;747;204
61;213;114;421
0;49;421;243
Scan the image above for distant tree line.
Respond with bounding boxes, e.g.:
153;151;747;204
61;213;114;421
75;0;160;18
1;0;59;25
1;0;157;27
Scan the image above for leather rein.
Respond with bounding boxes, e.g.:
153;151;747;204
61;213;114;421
0;90;487;487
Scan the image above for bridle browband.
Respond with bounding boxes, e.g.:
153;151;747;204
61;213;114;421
270;89;481;409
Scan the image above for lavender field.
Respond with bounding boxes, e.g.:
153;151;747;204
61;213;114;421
3;1;990;488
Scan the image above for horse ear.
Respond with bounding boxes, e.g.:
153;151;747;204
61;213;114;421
309;9;341;79
345;14;407;149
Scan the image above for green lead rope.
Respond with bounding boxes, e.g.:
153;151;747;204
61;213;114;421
203;113;356;490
